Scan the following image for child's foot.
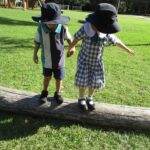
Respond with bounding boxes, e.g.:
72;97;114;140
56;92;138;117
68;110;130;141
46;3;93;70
54;92;63;105
86;98;95;111
39;90;48;103
78;98;87;111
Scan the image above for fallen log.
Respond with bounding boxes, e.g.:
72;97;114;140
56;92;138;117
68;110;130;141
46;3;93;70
0;86;150;130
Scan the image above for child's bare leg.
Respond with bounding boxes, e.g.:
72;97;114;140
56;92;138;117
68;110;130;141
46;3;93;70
78;88;87;110
87;87;95;110
55;79;62;93
79;87;86;98
54;79;63;104
88;87;95;97
40;76;51;102
43;76;51;91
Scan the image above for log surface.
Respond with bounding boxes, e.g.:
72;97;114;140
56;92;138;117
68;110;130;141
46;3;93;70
0;86;150;130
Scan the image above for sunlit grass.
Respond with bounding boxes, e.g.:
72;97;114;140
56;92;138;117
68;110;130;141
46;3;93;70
0;8;150;150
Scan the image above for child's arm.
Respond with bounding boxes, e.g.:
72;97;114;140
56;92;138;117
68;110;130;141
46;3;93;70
64;27;76;57
116;39;135;56
33;25;41;64
33;43;40;64
67;25;85;57
66;38;72;47
67;39;79;57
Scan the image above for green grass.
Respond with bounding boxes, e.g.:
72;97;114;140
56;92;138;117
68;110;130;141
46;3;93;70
0;8;150;150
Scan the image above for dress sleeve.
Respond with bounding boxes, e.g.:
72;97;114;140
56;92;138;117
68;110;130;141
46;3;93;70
74;25;85;40
34;25;41;44
105;34;120;45
64;26;72;40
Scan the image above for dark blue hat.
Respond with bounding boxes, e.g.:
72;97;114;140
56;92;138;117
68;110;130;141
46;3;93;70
32;3;70;24
86;3;121;34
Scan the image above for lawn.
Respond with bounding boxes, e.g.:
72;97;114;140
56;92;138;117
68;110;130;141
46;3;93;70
0;8;150;150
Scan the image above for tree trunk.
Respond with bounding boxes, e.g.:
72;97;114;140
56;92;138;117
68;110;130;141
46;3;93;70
0;86;150;130
26;0;28;9
144;1;148;15
4;0;6;7
7;0;15;8
28;0;36;9
117;0;121;12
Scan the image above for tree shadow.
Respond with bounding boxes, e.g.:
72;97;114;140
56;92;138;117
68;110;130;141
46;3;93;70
0;95;150;141
126;43;150;46
0;37;33;51
0;95;79;141
0;17;37;26
0;37;76;53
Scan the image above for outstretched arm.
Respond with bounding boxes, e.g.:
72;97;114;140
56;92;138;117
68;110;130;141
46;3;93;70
116;39;135;56
67;39;80;57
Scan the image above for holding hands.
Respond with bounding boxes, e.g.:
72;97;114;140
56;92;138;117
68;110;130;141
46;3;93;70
67;39;79;57
67;48;76;57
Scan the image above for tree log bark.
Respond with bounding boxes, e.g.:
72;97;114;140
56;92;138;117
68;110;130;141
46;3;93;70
0;86;150;130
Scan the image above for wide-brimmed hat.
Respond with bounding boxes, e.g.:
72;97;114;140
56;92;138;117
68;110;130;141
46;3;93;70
32;3;70;24
86;3;121;34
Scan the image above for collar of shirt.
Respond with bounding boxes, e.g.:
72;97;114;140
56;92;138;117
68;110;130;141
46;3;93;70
41;23;62;34
83;22;106;39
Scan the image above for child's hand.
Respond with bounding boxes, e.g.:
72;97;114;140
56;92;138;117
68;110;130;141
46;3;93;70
128;49;135;56
67;48;76;57
33;54;38;64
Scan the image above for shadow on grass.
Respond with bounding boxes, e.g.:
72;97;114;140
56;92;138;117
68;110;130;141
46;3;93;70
0;37;78;51
0;37;33;50
0;39;80;54
65;43;150;48
1;37;149;54
0;17;37;26
126;43;150;46
0;94;150;141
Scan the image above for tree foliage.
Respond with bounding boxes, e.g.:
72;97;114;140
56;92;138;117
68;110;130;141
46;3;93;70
4;0;150;14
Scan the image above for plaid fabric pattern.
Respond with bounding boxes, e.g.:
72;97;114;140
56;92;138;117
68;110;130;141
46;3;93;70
74;26;117;89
